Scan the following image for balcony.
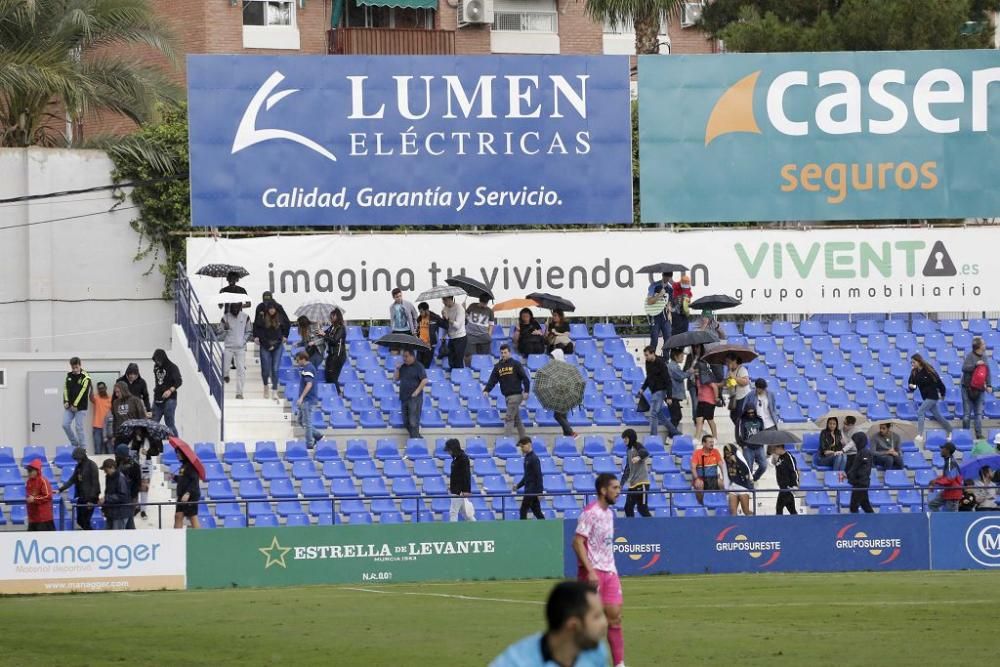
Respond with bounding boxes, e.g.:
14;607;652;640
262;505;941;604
490;10;559;54
327;27;455;55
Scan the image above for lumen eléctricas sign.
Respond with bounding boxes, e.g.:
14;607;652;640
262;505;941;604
639;50;1000;222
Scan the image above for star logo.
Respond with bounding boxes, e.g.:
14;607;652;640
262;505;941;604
258;536;292;569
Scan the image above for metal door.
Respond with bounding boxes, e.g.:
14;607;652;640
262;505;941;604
28;371;80;455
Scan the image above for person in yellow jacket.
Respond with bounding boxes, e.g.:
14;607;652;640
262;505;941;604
62;356;92;449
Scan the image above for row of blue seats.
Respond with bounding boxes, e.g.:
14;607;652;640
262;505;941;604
287;323;623;345
738;318;1000;338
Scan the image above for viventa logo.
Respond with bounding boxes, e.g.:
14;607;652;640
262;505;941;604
232;71;338;162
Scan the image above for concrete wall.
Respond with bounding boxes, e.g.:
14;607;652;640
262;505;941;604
168;325;223;446
0;148;173;354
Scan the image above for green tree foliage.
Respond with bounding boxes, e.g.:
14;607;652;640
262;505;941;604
701;0;1000;52
582;0;682;54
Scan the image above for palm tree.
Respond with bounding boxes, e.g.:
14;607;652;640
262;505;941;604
0;0;180;168
583;0;682;54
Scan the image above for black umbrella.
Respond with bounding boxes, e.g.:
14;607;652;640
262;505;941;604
637;262;688;274
746;430;802;446
664;329;719;349
690;294;741;311
119;419;171;441
445;275;494;301
375;333;431;351
526;292;575;312
196;264;249;279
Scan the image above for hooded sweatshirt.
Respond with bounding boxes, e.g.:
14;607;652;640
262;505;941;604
58;449;100;502
621;442;650;489
485;357;530;397
222;309;253;349
846;434;873;488
152;349;183;403
112;381;147;437
64;368;92;410
448;448;472;495
25;461;54;524
117;363;150;412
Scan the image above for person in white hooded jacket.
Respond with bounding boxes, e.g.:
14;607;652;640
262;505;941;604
222;304;253;399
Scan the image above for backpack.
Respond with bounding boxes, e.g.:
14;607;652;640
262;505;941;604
970;364;988;392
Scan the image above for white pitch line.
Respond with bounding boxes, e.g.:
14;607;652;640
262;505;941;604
342;587;543;605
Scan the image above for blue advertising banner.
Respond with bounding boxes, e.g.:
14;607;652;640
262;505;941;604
929;513;1000;570
187;55;632;227
639;50;1000;222
563;514;929;576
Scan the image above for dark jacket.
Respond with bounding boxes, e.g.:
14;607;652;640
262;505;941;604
64;371;92;410
111;381;147;437
102;470;132;521
254;300;291;335
846;435;873;488
418;312;446;346
117;453;142;500
774;451;799;489
117;363;150;412
819;429;845;455
515;320;546;356
449;451;472;495
254;309;289;352
152;349;183;403
59;458;100;502
517;451;543;494
726;452;753;491
485;358;530;397
737;412;764;447
324;324;346;361
175;464;201;502
641;356;670;394
909;368;946;401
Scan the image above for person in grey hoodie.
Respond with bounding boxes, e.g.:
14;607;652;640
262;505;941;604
666;348;690;429
57;447;100;530
221;303;253;399
620;429;651;517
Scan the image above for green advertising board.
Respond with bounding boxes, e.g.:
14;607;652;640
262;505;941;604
187;521;564;589
639;50;1000;222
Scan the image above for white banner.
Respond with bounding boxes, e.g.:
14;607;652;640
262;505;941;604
187;227;1000;318
0;529;186;594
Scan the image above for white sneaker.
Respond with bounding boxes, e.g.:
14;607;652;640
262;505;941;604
914;434;924;445
945;432;953;442
263;386;270;399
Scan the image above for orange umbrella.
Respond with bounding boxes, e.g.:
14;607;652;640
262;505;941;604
493;298;538;313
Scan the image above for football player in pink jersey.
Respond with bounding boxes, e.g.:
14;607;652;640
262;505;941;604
573;472;625;667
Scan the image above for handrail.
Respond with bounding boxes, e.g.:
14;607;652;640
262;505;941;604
174;262;226;439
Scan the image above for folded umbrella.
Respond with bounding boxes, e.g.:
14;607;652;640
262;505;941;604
416;285;467;301
119;419;171;441
701;344;758;365
664;329;719;350
866;419;917;443
525;292;575;312
637;262;688;274
375;332;431;351
168;436;206;481
294;301;346;323
196;263;249;279
959;454;1000;480
445;275;494;301
813;409;868;430
493;298;539;313
690;294;741;311
534;360;586;413
746;430;802;446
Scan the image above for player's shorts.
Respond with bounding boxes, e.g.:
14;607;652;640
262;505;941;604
577;566;623;606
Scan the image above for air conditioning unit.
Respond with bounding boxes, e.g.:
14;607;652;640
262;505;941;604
459;0;494;26
681;1;704;28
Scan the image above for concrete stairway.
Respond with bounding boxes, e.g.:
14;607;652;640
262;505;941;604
222;343;297;445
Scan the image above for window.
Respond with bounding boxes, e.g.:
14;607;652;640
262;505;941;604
344;0;434;28
492;0;557;33
243;0;294;27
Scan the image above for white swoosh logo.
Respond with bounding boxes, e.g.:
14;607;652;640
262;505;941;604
232;71;337;162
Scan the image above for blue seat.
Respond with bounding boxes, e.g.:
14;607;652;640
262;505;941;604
494;440;520;460
591;456;617;475
330;409;355;428
572;474;595;493
968;318;994;335
593;407;618;426
239;479;266;500
805;491;834;508
799;321;824;337
270;478;297;499
474;458;500;477
744;321;768;337
939;319;965;335
423;476;449;495
563;456;588;475
20;446;48;466
292;460;320;480
224;515;248;528
348;512;373;524
476;408;503;428
253;441;280;463
621;409;647;426
230;461;257;482
799;470;822;491
827;319;851;336
903;452;930;470
284;440;310;461
322;459;350;479
352;459;381;479
447;408;475;428
207;480;236;501
313;441;339;462
413;459;440;478
592;323;616;340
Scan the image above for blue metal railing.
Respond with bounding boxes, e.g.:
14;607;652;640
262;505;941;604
174;263;225;439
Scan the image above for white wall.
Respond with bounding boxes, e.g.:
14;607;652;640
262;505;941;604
0;148;172;354
168;325;223;445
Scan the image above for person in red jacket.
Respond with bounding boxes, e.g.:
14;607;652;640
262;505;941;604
25;459;55;531
929;443;964;512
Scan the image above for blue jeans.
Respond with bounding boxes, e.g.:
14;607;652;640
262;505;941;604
298;399;321;447
929;493;958;512
873;453;903;470
152;398;178;437
93;427;110;455
742;445;768;481
649;390;680;437
401;394;424;439
260;346;281;390
814;453;846;471
962;388;985;437
62;409;86;447
649;313;671;352
916;398;951;436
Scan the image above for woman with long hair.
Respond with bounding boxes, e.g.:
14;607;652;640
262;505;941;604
620;429;651;518
723;443;754;516
296;315;325;369
254;302;285;399
171;451;201;529
815;417;847;471
513;308;546;357
908;353;952;441
324;309;347;394
545;309;574;354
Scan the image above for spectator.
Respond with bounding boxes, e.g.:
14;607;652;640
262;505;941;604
441;295;468;369
969;466;999;511
846;433;874;513
698;311;728;341
871;422;904;470
293;351;323;449
253;291;290;330
171;450;201;529
549;350;578;439
110;381;146;449
465;295;496;365
58;447;100;530
416;302;445;368
514;436;545;520
814;417;847;471
444;438;475;522
489;581;609;667
62;356;92;449
961;336;991;440
723;444;754;516
546;309;574;355
929;443;963;512
908;353;952;442
639;346;680;439
693;356;719;441
151;349;182;437
99;458;131;530
747;378;779;432
620;429;651;518
670;275;692;338
24;459;55;531
295;316;326;369
254;300;288;400
737;404;767;482
91;382;113;455
115;444;141;529
395;349;428;439
219;271;249;307
323;309;347;394
691;435;724;504
724;353;751;426
842;415;858;441
389;287;419;337
117;363;150;414
221;303;252;399
485;344;530;441
666;348;690;430
513;308;546;357
772;442;799;515
645;271;673;352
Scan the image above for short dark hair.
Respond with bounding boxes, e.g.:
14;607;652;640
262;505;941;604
97;381;107;388
844;416;857;426
701;434;714;443
444;438;461;454
725;352;742;364
392;287;402;296
643;345;655;355
418;301;429;311
595;472;617;494
479;295;490;304
499;343;510;352
754;378;768;389
546;581;598;632
69;356;81;365
517;436;532;447
294;351;309;361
